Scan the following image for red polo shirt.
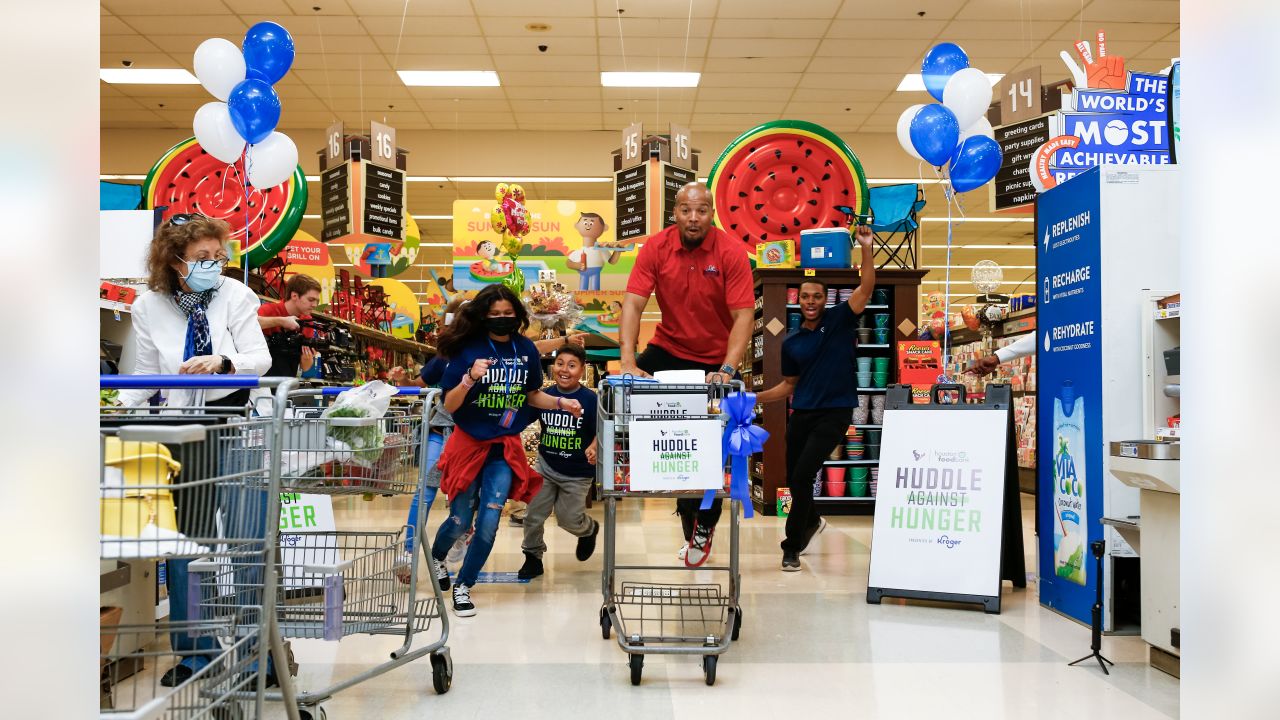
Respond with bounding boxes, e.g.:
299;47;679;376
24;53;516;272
626;225;754;364
258;300;313;337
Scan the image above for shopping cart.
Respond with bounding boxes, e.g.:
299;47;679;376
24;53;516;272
597;379;743;686
99;375;297;719
259;386;452;720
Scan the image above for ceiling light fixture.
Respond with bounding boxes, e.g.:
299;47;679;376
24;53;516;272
397;70;500;87
601;71;700;88
100;68;199;84
896;72;1003;92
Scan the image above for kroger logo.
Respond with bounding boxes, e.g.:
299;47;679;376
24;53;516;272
937;535;962;549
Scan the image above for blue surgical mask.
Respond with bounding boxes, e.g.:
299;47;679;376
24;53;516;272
181;260;225;292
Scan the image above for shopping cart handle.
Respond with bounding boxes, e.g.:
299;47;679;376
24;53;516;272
101;374;264;390
304;559;355;575
319;386;426;396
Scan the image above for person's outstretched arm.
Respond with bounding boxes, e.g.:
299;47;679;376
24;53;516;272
755;376;798;404
848;224;876;314
618;292;651;377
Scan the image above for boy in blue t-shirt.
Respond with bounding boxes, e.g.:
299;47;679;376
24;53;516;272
517;344;600;580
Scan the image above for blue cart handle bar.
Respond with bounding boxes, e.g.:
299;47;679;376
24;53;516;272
101;374;270;390
320;386;426;396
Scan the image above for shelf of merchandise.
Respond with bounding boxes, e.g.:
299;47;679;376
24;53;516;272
746;267;925;517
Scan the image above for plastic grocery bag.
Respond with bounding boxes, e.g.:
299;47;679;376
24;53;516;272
321;381;398;465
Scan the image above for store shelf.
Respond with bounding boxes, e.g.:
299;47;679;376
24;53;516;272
99;299;132;314
823;459;880;466
814;496;876;502
851;424;882;429
859;344;891;349
1154;308;1180;320
783;303;891;311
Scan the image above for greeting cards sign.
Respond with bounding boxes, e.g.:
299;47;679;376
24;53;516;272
629;418;723;491
868;408;1008;602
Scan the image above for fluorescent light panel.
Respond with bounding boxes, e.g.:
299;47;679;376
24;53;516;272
100;68;199;84
398;70;499;87
601;71;700;88
896;73;1003;92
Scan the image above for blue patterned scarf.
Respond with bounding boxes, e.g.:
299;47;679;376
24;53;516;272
175;289;215;361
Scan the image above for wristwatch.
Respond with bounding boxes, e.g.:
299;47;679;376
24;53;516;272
718;364;736;377
219;355;232;374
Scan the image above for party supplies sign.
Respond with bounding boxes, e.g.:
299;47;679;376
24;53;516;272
868;408;1008;600
629;418;723;491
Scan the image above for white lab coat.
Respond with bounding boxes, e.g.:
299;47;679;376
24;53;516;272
119;277;271;408
995;333;1036;364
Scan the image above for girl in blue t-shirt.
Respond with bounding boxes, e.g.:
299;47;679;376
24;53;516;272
429;284;583;617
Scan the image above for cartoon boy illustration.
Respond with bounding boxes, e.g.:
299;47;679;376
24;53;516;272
566;212;618;291
476;239;503;272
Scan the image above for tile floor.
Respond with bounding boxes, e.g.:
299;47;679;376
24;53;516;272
278;494;1179;720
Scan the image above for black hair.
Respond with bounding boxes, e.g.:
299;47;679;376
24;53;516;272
797;278;828;295
554;343;587;364
437;283;529;356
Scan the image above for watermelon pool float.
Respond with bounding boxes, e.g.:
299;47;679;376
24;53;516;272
596;314;620;328
142;137;307;267
469;260;514;284
707;120;869;256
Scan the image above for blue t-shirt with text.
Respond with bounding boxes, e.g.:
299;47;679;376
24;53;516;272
537;385;598;478
781;302;861;410
441;335;543;440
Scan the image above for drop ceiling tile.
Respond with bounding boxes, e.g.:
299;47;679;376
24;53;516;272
1073;0;1179;24
712;18;835;38
291;35;382;53
500;71;601;87
940;19;1068;41
101;95;146;110
221;0;293;13
478;16;598;36
473;0;597;17
315;84;417;100
798;73;903;91
357;16;484;36
427;111;517;124
784;100;880;115
707;38;821;58
825;19;949;38
789;87;891;102
393;54;496;71
146;35;231;54
600;87;697;101
102;0;196;13
102;107;168;123
822;57;921;74
99;52;179;69
121;15;249;36
512;100;603;114
101;34;165;54
374;34;492;55
816;37;931;57
110;84;211;99
493;52;604;73
414;98;513;112
1045;21;1178;42
835;0;967;20
101;15;140;34
509;112;601;125
293;69;402;86
598;56;704;72
598;35;707;57
701;72;801;88
592;0;717;18
291;52;391;71
701;57;812;73
406;87;508;101
346;0;476;14
719;0;841;19
595;17;715;37
694;99;787;115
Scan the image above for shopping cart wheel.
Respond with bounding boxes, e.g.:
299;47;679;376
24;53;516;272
732;606;743;641
629;653;644;685
702;655;718;686
599;607;611;639
430;651;453;694
298;706;327;720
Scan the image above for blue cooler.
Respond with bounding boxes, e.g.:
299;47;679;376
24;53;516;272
799;228;851;268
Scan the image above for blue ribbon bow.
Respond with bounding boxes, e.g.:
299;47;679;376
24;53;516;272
702;391;769;518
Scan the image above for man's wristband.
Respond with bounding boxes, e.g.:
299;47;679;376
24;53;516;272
461;372;476;388
556;396;563;410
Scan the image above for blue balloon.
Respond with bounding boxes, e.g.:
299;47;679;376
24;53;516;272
243;21;295;85
921;42;969;102
949;136;1003;193
227;79;281;145
909;104;961;167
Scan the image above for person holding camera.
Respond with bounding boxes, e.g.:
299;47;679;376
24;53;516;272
258;274;322;377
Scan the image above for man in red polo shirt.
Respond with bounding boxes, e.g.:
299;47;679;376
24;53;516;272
619;182;754;567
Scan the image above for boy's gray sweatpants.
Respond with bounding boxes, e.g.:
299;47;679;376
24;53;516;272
522;458;596;559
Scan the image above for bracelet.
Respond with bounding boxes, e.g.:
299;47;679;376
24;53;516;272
461;372;476;388
556;396;564;410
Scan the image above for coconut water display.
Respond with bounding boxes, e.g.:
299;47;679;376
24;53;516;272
1052;382;1087;585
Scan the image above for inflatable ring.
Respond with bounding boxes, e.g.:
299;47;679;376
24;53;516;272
707;120;870;255
469;260;514;284
141;137;307;267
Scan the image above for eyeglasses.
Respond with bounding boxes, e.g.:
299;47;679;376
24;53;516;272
166;212;208;227
176;254;230;270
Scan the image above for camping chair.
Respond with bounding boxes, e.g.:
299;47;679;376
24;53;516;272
867;183;925;269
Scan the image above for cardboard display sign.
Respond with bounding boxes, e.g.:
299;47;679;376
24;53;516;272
629;418;723;492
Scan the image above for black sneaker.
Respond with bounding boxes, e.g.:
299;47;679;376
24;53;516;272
433;558;451;591
517;552;544;580
799;517;828;556
452;584;476;617
576;519;600;562
781;550;801;572
160;663;194;687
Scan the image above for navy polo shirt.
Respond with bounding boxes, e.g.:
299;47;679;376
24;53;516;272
781;302;861;410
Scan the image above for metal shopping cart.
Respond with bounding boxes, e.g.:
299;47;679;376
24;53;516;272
99;375;297;719
596;379;743;686
258;386;452;720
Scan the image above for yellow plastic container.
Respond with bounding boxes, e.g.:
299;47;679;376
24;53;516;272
101;437;181;537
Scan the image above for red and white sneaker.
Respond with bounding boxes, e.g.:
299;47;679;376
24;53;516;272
683;522;715;568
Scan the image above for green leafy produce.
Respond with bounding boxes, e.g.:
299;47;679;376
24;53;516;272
100;389;119;407
325;405;385;464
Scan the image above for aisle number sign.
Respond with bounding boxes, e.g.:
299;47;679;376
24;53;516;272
629;418;723;491
669;123;693;169
621;122;644;169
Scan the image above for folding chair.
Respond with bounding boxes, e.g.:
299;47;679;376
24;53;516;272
867;183;925;269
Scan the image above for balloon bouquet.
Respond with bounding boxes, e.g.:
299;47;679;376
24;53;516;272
489;183;531;295
192;22;299;190
896;43;1004;378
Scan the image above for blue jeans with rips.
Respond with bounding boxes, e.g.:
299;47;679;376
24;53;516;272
429;456;513;587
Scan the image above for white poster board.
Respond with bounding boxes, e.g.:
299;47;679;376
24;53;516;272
868;408;1008;601
100;210;155;279
279;493;337;589
629;417;723;491
628;391;707;417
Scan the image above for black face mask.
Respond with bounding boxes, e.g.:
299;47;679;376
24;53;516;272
485;316;520;336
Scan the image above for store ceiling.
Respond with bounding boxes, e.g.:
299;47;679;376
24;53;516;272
100;0;1178;304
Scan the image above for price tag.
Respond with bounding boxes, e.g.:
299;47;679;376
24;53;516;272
669;122;692;169
621;122;643;168
804;268;815;277
324;121;343;163
370;120;396;168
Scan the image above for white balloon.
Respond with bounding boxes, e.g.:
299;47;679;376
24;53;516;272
896;104;925;160
194;38;246;102
957;117;995;145
246;132;299;188
942;67;993;130
192;101;245;163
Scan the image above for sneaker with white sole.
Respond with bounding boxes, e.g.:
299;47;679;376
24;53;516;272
799;517;828;556
451;584;476;617
434;558;452;591
781;550;801;572
684;522;714;568
446;528;473;565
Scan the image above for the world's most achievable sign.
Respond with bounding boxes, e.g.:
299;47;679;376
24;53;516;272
1035;166;1104;625
1050;72;1170;185
867;408;1009;606
629;417;723;492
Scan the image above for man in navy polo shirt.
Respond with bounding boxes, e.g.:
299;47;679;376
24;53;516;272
619;182;754;567
756;224;876;571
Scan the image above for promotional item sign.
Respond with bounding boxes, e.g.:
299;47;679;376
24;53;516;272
629;418;723;492
1035;166;1104;624
279;492;338;589
898;340;942;403
867;408;1009;602
1049;72;1170;185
